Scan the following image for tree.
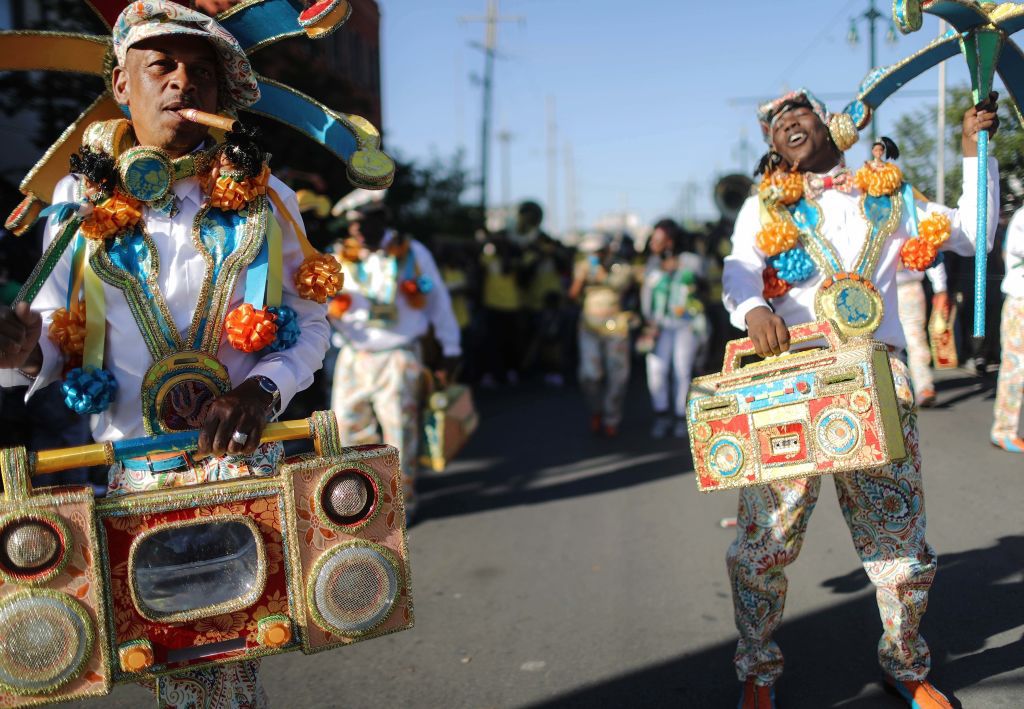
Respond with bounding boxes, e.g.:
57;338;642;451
383;151;481;244
891;86;1024;213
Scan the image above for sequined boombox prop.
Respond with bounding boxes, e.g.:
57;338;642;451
686;320;907;492
0;411;412;707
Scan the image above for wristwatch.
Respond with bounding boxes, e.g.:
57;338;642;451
248;375;281;413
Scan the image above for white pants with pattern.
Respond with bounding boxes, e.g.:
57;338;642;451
646;325;699;417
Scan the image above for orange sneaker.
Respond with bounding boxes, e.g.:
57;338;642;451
884;677;953;708
603;424;619;438
737;678;775;709
590;414;602;434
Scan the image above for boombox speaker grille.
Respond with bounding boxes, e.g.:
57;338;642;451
310;543;399;637
0;591;92;694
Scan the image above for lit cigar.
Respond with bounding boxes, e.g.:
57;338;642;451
177;108;240;133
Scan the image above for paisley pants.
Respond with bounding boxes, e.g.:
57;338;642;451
578;328;631;428
991;295;1024;441
727;357;936;685
107;443;282;709
897;281;934;397
330;344;422;507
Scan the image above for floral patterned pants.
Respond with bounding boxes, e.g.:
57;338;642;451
330;344;422;507
727;357;937;685
107;443;282;709
578;328;631;427
991;295;1024;441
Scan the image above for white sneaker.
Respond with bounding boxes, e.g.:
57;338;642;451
544;373;565;387
673;420;689;439
651;416;672;439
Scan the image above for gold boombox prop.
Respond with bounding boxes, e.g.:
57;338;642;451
686;320;908;492
0;412;413;707
420;383;479;473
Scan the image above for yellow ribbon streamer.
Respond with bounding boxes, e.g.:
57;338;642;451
268;187;318;259
83;258;106;370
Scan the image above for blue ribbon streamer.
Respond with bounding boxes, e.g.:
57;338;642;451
244;235;269;308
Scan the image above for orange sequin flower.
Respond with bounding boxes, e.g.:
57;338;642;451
224;304;278;352
295;253;344;303
48;303;86;364
900;238;938;271
759;170;804;205
80;190;142;240
918;212;951;247
327;293;352;318
755;218;800;257
854;162;903;197
209;164;271;212
762;267;792;299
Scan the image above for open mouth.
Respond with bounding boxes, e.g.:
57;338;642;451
788;131;808;147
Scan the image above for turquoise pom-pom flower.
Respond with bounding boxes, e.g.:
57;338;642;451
416;275;434;294
267;305;300;352
768;247;816;284
61;366;118;414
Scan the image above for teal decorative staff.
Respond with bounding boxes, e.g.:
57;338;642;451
841;0;1024;337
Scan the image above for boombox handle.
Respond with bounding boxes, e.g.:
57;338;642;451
721;319;844;374
2;412;344;493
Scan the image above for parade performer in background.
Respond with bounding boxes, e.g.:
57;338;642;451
0;4;332;705
991;206;1024;452
640;218;707;439
722;89;998;709
873;137;950;407
329;201;461;522
570;232;635;437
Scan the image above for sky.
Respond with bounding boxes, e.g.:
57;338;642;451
378;0;1000;235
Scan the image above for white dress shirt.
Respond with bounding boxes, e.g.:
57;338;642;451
723;157;998;349
2;173;330;442
335;231;462;357
1002;207;1024;297
896;259;948;292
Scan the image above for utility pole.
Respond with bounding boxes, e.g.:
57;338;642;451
546;95;559;236
497;128;513;216
937;20;947;204
460;1;523;228
848;0;898;143
564;139;577;240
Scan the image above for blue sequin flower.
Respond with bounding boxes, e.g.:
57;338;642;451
768;247;816;284
267;305;300;352
416;275;434;294
61;366;118;414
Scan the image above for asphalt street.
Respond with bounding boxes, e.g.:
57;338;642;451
71;366;1023;708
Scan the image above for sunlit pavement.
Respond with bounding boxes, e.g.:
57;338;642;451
71;367;1023;708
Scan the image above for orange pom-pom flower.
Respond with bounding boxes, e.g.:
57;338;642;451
762;267;792;299
224;304;278;353
209;164;271;212
918;212;951;247
759;170;804;205
81;190;142;240
295;253;344;303
327;293;352;318
854;162;903;196
900;238;938;272
755;218;800;257
48;303;87;363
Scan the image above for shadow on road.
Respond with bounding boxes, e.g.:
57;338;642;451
520;535;1024;708
418;380;694;521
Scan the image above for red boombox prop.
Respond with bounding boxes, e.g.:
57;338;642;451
686;320;908;492
0;411;412;706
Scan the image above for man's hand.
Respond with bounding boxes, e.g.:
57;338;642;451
744;306;790;358
0;303;43;373
197;378;272;457
962;92;1000;157
433;356;461;389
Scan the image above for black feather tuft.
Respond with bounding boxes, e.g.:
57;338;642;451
221;122;265;179
69;148;116;192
